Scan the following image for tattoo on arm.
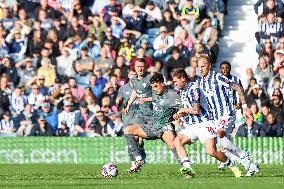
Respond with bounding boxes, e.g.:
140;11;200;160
232;83;246;105
184;103;200;115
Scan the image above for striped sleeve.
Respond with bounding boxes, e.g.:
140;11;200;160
188;87;200;104
216;73;234;88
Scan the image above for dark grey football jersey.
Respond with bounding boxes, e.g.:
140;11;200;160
152;87;181;125
130;74;152;99
117;82;132;108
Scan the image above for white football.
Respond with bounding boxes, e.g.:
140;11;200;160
102;162;118;178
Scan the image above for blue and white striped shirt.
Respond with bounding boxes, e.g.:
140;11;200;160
197;71;235;121
180;82;211;126
258;21;283;43
226;75;243;107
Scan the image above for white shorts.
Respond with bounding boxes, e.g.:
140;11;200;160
178;121;216;144
214;114;236;136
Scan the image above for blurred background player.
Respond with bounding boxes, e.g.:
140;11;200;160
116;67;146;172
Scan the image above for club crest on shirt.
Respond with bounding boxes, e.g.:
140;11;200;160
143;83;147;88
175;99;181;105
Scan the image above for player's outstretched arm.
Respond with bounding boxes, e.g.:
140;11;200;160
231;83;253;120
137;97;153;105
125;90;137;114
173;104;200;120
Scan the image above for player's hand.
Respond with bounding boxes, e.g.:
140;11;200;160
124;105;130;115
173;113;180;120
173;109;186;120
137;98;146;105
116;97;122;106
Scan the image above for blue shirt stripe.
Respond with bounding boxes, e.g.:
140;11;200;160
180;82;210;126
197;71;236;121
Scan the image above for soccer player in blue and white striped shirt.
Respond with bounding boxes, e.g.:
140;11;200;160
220;61;243;108
172;69;242;178
197;55;259;176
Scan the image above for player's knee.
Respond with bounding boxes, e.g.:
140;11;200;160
124;127;132;135
217;129;226;138
173;136;184;148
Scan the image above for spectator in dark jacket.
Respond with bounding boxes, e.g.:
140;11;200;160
236;118;262;137
254;0;283;15
246;84;269;110
260;112;284;137
68;17;87;39
0;57;19;86
29;116;54;136
14;104;37;136
164;47;188;81
270;94;284;125
0;76;11;114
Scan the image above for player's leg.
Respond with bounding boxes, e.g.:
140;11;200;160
138;137;147;161
217;129;259;176
204;137;243;178
160;130;180;162
174;126;198;167
173;134;192;161
216;116;257;170
173;133;196;178
216;116;259;176
124;125;147;172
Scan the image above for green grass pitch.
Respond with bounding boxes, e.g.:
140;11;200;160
0;164;283;189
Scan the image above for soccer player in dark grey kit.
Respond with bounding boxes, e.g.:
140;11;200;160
124;73;181;172
123;58;153;172
116;67;146;170
125;58;153;118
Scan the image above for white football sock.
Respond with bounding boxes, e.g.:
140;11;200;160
181;157;191;168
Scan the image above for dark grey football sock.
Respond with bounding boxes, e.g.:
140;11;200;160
124;134;141;159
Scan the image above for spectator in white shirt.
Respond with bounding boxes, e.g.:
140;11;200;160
0;111;16;137
9;86;26;117
144;1;162;28
58;100;78;135
153;26;174;63
56;46;78;80
27;83;45;110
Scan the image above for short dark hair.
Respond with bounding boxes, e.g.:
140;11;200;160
69;77;76;81
220;61;231;69
204;15;211;21
128;67;136;73
134;57;146;67
172;47;180;54
171;68;188;79
136;57;146;64
150;73;164;84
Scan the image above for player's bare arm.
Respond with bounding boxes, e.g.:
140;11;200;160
231;83;253;120
125;90;137;114
137;97;153;105
173;103;200;120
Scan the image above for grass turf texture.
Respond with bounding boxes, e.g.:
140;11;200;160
0;164;283;189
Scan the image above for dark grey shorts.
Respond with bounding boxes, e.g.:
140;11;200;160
140;122;175;140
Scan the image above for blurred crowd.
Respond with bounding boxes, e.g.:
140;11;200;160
0;0;226;137
235;0;284;137
0;0;282;137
